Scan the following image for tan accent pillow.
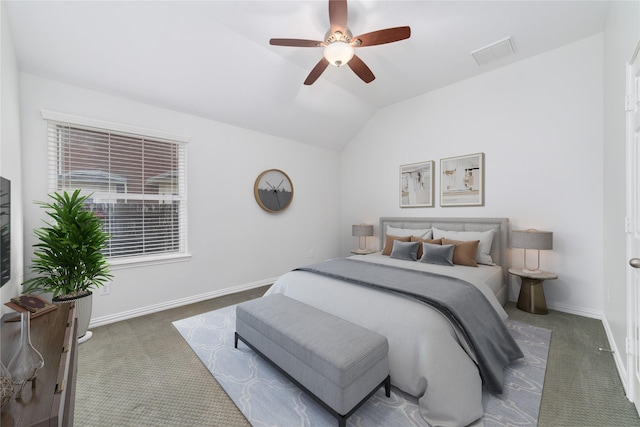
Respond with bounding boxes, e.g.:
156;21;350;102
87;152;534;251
410;236;442;259
442;238;480;267
382;235;411;255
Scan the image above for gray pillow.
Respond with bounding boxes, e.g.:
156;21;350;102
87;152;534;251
390;240;420;261
420;243;455;266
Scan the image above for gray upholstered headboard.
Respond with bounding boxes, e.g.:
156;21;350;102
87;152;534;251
379;217;510;301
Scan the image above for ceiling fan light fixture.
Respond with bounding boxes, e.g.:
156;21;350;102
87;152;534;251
323;41;355;67
269;1;410;84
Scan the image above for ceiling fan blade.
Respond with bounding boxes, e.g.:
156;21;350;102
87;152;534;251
347;54;375;83
352;26;411;47
304;58;330;85
270;38;323;47
329;0;348;34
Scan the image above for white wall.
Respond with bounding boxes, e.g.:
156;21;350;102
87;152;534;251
19;73;341;324
0;2;23;315
602;0;640;396
341;35;604;318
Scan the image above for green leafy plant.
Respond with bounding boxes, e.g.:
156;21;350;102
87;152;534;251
23;190;112;299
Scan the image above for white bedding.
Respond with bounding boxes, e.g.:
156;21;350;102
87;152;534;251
265;255;510;427
354;253;506;317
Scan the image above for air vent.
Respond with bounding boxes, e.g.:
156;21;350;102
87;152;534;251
471;37;516;66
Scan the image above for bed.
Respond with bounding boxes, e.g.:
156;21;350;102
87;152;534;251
265;217;519;427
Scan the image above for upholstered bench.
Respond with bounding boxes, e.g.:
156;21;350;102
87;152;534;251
235;293;390;427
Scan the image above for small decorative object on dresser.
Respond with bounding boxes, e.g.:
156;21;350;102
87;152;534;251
6;294;57;319
351;224;374;254
0;362;13;408
509;268;558;315
7;312;44;400
254;169;294;213
1;303;78;426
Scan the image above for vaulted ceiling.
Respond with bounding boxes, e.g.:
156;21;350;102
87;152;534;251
5;1;611;151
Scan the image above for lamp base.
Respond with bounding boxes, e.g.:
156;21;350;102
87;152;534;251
522;268;543;274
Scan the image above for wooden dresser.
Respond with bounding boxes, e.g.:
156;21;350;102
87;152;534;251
1;303;78;427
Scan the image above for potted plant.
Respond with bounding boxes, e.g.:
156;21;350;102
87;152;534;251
22;190;112;342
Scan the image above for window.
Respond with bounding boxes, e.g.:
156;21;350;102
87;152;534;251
44;111;188;264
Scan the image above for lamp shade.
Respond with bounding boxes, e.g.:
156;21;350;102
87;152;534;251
512;229;553;250
352;224;374;237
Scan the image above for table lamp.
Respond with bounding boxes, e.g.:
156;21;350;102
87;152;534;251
512;229;553;273
352;224;374;254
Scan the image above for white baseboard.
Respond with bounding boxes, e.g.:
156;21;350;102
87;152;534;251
88;277;277;328
601;313;631;400
507;297;603;319
545;301;602;319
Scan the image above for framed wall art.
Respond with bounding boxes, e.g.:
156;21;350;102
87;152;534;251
440;153;484;207
400;161;434;208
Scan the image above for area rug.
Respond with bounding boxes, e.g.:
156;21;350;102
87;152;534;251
173;305;551;427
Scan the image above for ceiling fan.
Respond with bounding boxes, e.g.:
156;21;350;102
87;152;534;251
269;0;411;85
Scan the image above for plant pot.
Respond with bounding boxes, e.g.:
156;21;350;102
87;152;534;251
53;290;93;343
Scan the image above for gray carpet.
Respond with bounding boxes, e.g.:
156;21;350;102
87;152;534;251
505;304;640;427
75;287;640;426
74;288;263;427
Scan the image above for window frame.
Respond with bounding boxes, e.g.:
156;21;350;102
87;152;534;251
42;110;190;269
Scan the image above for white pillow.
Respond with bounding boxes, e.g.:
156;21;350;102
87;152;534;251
386;225;432;239
431;228;496;265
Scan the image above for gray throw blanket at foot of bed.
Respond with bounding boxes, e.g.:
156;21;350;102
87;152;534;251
295;258;523;394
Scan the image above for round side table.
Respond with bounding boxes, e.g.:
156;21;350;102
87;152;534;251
509;268;558;315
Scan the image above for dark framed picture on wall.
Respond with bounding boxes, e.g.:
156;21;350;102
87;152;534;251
440;153;485;207
400;161;434;208
254;169;294;213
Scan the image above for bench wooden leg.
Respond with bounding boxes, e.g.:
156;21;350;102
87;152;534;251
384;375;391;398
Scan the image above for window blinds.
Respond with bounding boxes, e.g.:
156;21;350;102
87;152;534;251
47;121;187;261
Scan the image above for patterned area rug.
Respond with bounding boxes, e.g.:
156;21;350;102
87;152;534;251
173;305;551;427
